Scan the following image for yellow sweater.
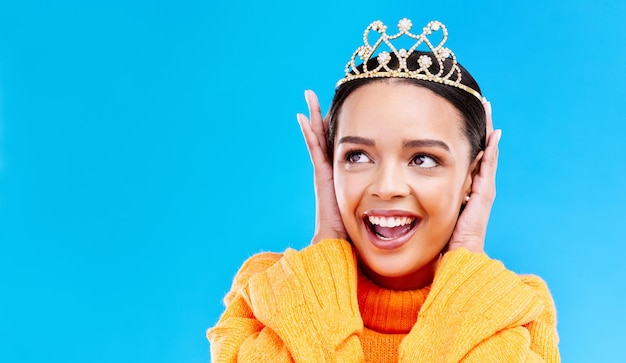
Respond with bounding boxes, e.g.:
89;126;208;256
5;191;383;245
207;239;560;362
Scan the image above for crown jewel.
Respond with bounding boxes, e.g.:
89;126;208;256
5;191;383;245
336;18;482;100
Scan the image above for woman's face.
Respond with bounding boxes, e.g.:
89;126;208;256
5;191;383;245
333;81;479;290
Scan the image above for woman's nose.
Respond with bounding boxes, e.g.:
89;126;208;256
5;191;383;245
368;163;411;200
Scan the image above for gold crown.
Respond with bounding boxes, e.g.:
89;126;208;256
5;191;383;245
336;18;482;100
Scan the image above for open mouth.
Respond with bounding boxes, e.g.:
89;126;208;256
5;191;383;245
362;213;420;248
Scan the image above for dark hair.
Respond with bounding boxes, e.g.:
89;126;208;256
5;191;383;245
326;51;486;162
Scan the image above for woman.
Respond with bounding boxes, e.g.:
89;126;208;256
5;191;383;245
207;19;560;362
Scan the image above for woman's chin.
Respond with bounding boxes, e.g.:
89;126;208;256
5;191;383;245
356;250;440;290
348;224;447;289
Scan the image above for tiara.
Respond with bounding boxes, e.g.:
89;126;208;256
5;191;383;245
336;18;482;100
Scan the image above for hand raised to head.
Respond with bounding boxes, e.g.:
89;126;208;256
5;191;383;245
297;90;348;244
447;99;502;254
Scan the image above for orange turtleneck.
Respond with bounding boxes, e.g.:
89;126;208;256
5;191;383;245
357;270;431;361
208;239;560;362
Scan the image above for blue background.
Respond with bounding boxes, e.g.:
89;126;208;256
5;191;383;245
1;1;624;362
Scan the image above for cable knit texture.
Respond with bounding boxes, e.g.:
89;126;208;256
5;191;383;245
207;239;560;362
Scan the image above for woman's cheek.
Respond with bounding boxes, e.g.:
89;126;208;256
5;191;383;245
335;172;365;237
415;177;460;222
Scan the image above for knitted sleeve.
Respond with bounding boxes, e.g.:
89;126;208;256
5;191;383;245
207;239;365;363
399;248;560;363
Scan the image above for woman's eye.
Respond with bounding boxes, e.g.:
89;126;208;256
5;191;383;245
346;151;371;163
411;155;438;168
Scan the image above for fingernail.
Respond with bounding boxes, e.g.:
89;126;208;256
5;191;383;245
482;96;488;104
304;90;311;104
497;129;502;142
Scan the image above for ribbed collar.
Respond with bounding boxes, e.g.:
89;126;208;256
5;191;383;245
357;269;431;334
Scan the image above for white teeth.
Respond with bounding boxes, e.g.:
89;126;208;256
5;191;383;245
368;216;415;227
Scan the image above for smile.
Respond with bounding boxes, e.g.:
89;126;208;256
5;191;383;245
363;211;421;250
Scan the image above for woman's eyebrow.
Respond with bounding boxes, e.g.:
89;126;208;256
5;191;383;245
337;136;375;146
402;139;450;151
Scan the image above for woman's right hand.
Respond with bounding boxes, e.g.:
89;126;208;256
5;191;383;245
297;90;348;244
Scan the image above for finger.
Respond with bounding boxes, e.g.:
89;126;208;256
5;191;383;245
297;113;318;161
483;129;501;177
305;90;328;158
297;113;332;175
473;129;501;198
297;112;323;154
482;98;494;136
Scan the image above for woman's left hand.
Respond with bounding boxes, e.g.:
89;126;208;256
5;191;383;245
447;100;502;254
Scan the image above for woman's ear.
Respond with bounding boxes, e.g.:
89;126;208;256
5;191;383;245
471;151;484;178
463;151;484;196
